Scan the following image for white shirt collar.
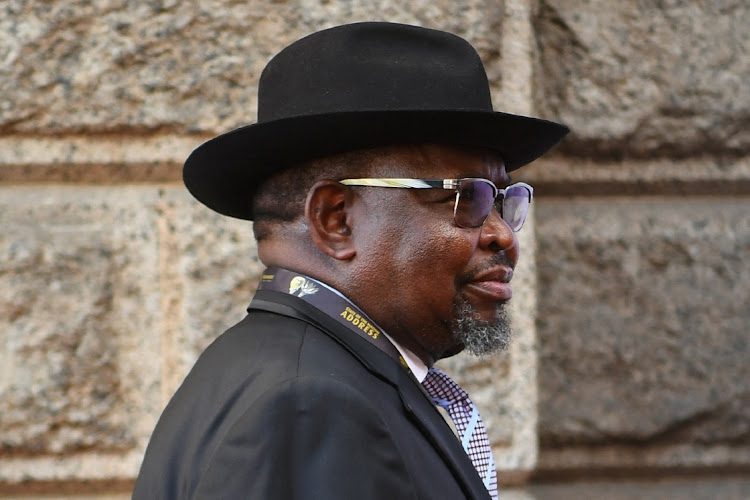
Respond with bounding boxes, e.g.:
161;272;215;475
382;332;429;382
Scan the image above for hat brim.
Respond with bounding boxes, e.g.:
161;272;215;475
183;110;569;220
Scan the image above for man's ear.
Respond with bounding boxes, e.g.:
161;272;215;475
305;180;357;260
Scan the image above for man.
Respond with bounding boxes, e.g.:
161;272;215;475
133;22;568;499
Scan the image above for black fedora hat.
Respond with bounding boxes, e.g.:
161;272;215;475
184;21;569;220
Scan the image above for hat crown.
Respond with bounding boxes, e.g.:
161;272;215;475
257;22;494;122
183;22;569;221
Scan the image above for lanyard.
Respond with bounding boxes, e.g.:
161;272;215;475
256;267;411;373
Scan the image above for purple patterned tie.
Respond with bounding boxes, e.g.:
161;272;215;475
422;367;498;499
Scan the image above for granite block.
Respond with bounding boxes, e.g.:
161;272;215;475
2;0;506;135
534;0;750;158
536;197;750;466
0;186;163;480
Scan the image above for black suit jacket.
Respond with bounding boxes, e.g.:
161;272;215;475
133;290;491;499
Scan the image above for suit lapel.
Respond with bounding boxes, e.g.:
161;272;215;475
249;291;490;499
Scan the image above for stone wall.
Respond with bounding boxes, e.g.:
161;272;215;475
1;0;538;497
1;0;749;498
520;0;750;496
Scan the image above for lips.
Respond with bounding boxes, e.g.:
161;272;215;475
465;267;514;301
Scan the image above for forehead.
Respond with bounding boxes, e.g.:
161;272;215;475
373;144;509;184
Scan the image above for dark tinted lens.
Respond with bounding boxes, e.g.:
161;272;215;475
502;185;531;231
454;179;496;227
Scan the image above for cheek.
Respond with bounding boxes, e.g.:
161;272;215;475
396;225;477;295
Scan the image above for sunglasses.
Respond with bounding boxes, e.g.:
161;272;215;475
338;178;534;231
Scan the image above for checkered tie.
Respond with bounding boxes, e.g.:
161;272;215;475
422;367;498;499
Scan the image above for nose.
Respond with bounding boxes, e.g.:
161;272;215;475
477;208;519;264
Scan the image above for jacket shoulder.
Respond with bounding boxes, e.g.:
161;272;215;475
194;375;418;499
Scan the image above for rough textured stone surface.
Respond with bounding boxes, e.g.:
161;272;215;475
1;0;504;135
537;442;750;474
157;187;263;395
533;0;750;159
0;136;201;166
528;476;750;500
0;187;162;460
536;197;750;451
517;157;750;196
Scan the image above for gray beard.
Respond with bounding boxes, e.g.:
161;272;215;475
450;299;513;356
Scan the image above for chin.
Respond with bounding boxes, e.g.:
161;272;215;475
449;299;514;357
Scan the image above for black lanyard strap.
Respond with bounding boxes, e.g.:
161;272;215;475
255;268;410;371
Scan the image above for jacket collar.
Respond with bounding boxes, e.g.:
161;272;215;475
248;289;491;499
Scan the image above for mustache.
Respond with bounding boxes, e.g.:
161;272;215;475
457;253;516;284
